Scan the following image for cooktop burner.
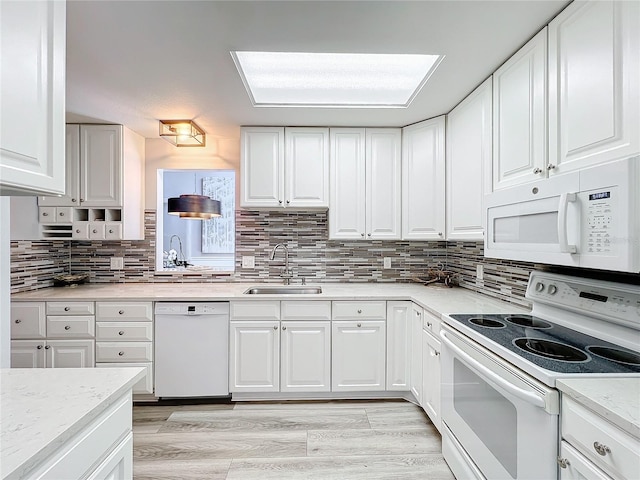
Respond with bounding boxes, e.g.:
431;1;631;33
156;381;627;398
447;313;640;375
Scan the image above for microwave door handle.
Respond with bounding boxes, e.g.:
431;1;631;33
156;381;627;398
441;330;546;409
558;193;577;254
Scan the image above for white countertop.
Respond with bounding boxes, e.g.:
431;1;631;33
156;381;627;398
557;378;640;439
11;282;529;317
0;367;145;480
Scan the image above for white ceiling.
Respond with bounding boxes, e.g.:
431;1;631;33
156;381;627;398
65;0;570;142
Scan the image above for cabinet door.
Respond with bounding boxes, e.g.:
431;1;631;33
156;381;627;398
558;441;612;480
332;320;386;392
280;321;331;392
11;340;45;368
410;305;423;403
366;128;401;240
329;128;366;239
549;1;639;175
386;302;411;391
0;1;65;196
86;433;133;480
492;28;547;190
446;77;492;240
80;125;122;207
38;125;81;206
11;302;46;339
240;127;285;208
401;118;446;240
285;128;329;208
46;340;95;368
422;330;441;432
230;321;280;392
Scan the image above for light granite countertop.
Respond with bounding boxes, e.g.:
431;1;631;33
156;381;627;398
11;282;529;317
557;378;640;439
0;367;145;480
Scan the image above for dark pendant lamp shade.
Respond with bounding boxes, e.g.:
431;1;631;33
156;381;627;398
168;194;221;220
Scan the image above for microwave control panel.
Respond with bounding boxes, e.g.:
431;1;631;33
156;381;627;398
582;186;617;255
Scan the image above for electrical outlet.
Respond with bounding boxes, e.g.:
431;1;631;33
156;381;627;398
383;257;392;269
110;257;124;270
242;256;255;269
476;264;484;280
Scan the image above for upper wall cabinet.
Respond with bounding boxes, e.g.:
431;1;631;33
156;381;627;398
401;117;446;240
240;127;329;209
330;128;401;240
548;0;639;175
492;28;548;191
446;78;492;241
0;1;65;196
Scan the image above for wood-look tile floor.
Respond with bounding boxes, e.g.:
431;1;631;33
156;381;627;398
132;399;455;479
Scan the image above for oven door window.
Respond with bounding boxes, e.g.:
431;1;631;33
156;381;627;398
454;358;518;478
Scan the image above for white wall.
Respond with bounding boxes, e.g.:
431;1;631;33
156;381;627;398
144;133;241;210
1;197;11;367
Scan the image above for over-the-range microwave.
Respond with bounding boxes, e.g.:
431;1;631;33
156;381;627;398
484;157;639;273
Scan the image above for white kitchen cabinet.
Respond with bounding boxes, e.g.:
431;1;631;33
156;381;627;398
559;441;612;480
11;340;95;368
410;304;423;404
332;320;386;392
86;433;133;480
280;321;331;392
548;0;639;176
492;28;548;190
240;127;329;209
11;302;46;339
0;0;65;196
36;124;145;240
386;301;411;391
230;321;281;393
11;340;45;368
401;117;446;240
330;128;401;240
422;326;441;432
446;77;492;240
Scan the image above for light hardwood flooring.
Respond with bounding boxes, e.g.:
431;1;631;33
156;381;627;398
133;399;455;479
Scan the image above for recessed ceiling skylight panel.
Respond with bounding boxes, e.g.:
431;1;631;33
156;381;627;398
231;51;444;108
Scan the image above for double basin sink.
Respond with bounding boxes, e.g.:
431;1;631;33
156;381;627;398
244;286;322;295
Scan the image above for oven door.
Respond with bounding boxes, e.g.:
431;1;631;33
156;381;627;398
440;324;559;480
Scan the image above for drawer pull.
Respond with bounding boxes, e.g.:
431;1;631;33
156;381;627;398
64;325;71;330
93;229;98;234
427;321;432;327
557;457;570;469
416;311;421;316
109;229;114;234
118;351;125;356
37;345;43;350
282;326;286;331
593;442;611;456
42;212;49;216
76;229;81;234
435;351;440;356
357;323;362;327
119;310;124;315
118;331;125;336
64;307;70;311
45;345;50;350
59;212;64;216
273;325;278;330
14;319;21;324
357;309;362;314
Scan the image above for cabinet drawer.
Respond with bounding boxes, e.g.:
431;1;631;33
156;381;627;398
104;223;122;240
562;396;640;480
96;362;153;395
47;301;95;315
96;322;153;342
11;302;46;339
96;302;153;322
281;301;331;320
96;342;153;362
55;206;73;223
332;301;386;320
230;301;280;320
39;206;57;223
423;308;441;336
47;316;95;338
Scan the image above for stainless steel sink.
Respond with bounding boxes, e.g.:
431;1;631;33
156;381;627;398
243;286;322;295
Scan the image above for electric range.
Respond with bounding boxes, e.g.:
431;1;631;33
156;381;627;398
443;271;640;387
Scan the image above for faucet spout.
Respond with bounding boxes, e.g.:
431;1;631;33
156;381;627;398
269;243;292;285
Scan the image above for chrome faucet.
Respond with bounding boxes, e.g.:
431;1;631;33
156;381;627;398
269;243;293;285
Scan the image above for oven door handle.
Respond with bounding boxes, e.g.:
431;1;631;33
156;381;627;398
441;330;547;409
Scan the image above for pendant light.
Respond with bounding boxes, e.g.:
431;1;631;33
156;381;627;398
167;174;221;220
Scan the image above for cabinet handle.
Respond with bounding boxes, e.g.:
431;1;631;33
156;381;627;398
118;351;125;356
438;232;443;237
286;200;290;204
593;442;611;456
64;325;71;330
92;229;98;234
109;229;114;234
59;212;64;216
118;331;125;336
80;198;84;202
273;325;278;330
278;200;283;205
361;233;365;237
357;323;362;327
37;345;43;350
282;326;287;330
118;310;124;315
14;319;21;324
42;212;49;216
72;198;77;203
416;311;420;317
76;229;81;234
64;307;70;312
435;351;440;356
427;322;432;327
45;345;51;350
533;167;543;174
357;309;362;314
556;457;570;469
367;233;372;237
547;164;556;171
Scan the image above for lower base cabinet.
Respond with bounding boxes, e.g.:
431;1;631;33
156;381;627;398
230;320;281;393
422;328;441;432
332;320;386;392
280;321;331;393
11;339;95;368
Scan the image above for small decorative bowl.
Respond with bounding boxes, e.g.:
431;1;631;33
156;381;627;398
52;273;89;287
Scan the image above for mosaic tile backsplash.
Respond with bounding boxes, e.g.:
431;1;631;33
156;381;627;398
10;210;537;307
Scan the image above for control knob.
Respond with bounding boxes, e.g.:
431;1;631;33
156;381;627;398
548;284;558;295
535;282;545;292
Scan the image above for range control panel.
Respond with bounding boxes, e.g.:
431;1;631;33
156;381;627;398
527;272;640;328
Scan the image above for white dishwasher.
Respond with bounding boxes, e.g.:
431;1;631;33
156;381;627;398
154;302;229;398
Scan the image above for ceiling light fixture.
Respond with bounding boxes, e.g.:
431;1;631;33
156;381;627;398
159;120;206;147
231;51;444;108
